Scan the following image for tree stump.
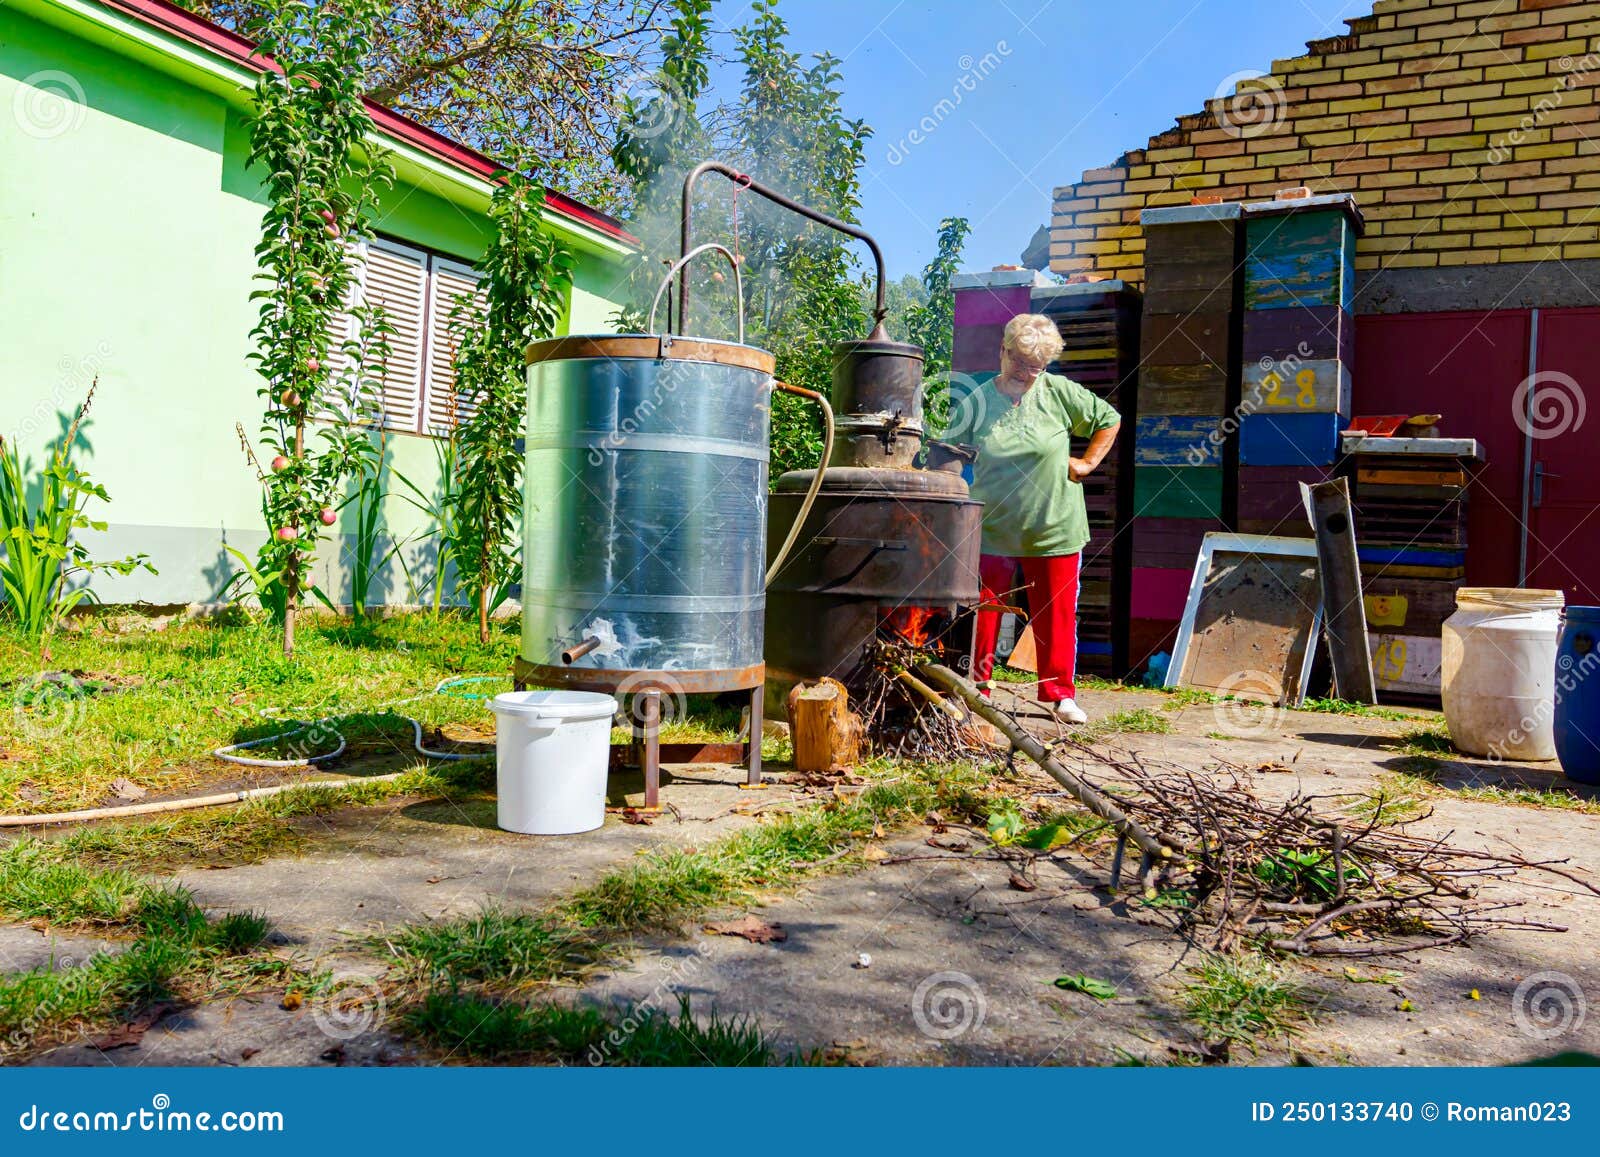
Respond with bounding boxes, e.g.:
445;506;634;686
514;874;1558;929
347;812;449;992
786;677;862;772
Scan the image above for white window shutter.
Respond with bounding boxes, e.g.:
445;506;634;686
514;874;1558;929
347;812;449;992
423;258;486;434
359;239;430;433
321;241;368;422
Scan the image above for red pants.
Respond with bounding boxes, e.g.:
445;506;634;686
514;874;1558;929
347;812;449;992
973;552;1080;703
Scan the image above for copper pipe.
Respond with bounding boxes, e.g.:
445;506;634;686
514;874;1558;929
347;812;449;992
679;160;889;335
561;636;601;665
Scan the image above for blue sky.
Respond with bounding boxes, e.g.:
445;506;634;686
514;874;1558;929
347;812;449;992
714;0;1371;278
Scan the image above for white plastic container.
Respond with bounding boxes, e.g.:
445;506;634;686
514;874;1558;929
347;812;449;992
489;690;617;834
1441;587;1564;761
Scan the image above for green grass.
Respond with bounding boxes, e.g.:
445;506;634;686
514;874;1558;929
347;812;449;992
0;836;286;1056
382;758;998;1060
1297;697;1426;722
1182;954;1314;1054
384;908;592;990
1075;677;1431;723
30;761;493;872
404;994;812;1066
379;760;995;993
1;612;515;812
1344;785;1432;826
990;665;1036;685
1077;707;1172;744
1381;763;1600;816
1391;724;1456;757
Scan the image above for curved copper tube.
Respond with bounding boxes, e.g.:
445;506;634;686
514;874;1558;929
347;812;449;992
561;636;602;665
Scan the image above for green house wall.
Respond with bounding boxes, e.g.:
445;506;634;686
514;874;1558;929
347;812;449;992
0;2;632;607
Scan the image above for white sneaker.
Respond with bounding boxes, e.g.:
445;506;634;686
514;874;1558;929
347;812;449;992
1047;699;1088;725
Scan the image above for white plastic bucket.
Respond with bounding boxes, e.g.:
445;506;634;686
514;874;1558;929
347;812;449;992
489;691;617;834
1442;587;1564;760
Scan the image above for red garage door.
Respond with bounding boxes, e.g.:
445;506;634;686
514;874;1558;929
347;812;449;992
1354;310;1530;590
1527;309;1600;604
1354;308;1600;604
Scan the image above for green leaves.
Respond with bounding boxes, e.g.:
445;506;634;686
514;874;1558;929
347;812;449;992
449;172;573;641
0;388;155;639
986;804;1025;845
242;0;390;652
1054;974;1118;1000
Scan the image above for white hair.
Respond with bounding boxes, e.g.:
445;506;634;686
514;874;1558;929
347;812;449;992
1002;314;1064;366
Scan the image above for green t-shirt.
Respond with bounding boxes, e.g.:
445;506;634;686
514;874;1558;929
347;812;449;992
964;372;1121;558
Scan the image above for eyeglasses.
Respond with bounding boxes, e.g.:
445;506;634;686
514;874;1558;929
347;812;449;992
1005;353;1049;376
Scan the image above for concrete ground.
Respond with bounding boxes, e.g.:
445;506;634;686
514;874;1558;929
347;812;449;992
9;686;1599;1066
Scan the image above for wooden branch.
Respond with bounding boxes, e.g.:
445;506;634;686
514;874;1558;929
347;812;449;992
919;664;1176;862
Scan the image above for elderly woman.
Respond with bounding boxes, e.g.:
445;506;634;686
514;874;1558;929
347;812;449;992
966;313;1121;724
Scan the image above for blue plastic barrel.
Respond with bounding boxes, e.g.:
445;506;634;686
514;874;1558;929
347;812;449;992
1553;606;1600;784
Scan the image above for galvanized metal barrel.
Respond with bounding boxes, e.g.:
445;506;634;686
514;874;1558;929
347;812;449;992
519;334;775;693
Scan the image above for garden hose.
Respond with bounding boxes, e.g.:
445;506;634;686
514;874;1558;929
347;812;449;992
0;675;514;829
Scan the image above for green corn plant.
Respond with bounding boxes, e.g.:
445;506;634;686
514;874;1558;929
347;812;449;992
394;400;463;615
345;432;407;619
0;383;155;639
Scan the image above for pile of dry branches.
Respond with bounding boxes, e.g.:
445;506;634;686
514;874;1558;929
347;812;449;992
863;657;1599;959
1049;738;1597;956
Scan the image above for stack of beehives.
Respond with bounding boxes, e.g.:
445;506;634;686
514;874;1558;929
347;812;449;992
1345;432;1478;702
1236;194;1361;528
1128;204;1238;670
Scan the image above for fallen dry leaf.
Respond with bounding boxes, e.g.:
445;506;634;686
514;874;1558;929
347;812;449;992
861;846;890;862
703;915;787;944
240;1048;261;1061
1007;873;1038;893
280;992;304;1011
89;1002;179;1051
619;808;653;825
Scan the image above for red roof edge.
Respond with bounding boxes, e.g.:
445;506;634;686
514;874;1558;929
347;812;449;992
95;0;638;248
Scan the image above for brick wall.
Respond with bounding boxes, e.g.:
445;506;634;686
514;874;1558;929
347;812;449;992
1050;0;1600;282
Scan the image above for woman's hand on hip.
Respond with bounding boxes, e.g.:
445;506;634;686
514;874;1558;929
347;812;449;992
1067;456;1095;482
